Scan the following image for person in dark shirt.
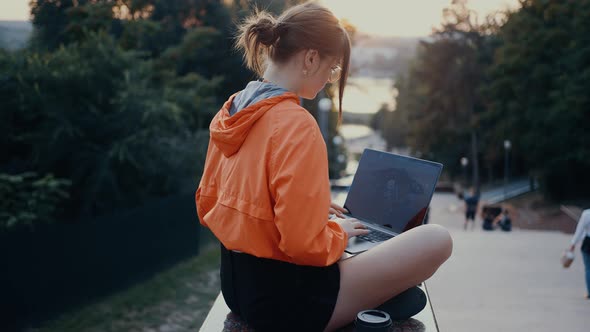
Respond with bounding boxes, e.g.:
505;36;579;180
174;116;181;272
463;188;479;230
482;209;496;231
494;208;512;232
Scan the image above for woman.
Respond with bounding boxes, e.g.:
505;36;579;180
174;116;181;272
463;188;479;231
196;2;453;331
568;209;590;299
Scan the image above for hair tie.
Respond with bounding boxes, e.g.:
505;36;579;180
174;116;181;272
273;22;286;42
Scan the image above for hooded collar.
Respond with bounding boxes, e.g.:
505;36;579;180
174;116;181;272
209;91;300;157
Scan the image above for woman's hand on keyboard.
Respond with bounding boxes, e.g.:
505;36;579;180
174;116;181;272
329;202;348;218
334;218;370;238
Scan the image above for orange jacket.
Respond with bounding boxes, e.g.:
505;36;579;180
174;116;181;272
195;91;347;266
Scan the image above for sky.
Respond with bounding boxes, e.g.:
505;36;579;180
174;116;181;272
2;0;519;37
320;0;519;37
1;1;29;21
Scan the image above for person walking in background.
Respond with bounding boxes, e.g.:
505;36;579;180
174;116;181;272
567;209;590;299
463;188;479;230
195;3;452;331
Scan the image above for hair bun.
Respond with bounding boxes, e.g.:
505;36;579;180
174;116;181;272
254;17;281;46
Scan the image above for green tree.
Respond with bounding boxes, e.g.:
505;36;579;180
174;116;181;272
374;101;407;150
29;0;251;98
483;0;590;199
387;0;500;189
29;0;79;50
1;32;217;217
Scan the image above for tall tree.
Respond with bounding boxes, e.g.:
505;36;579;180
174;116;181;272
483;0;590;199
432;0;494;191
30;0;80;50
387;0;500;190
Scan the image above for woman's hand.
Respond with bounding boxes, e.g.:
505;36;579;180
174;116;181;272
334;217;370;238
329;202;348;218
569;244;575;252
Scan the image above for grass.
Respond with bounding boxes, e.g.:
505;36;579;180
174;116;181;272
28;243;221;332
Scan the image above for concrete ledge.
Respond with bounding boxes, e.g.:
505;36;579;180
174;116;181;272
200;283;439;332
560;205;583;222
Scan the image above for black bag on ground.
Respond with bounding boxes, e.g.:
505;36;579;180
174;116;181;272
375;286;427;321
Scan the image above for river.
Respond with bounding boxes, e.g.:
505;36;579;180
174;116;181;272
340;76;397;114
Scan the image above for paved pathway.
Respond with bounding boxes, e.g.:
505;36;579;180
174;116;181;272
427;193;589;332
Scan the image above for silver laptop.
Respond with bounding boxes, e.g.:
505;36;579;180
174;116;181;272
343;149;443;254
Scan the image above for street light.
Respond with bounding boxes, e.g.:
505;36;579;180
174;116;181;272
460;157;469;188
318;97;332;140
333;135;347;175
503;140;511;199
332;135;343;146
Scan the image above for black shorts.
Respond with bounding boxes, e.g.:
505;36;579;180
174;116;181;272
220;244;340;332
465;210;476;220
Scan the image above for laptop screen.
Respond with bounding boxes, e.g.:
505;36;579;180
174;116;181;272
344;149;443;234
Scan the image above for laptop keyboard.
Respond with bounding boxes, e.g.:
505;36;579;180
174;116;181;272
357;230;394;243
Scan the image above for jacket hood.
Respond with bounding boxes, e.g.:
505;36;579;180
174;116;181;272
210;83;299;157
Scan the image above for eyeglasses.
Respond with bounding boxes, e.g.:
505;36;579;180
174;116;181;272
328;65;342;83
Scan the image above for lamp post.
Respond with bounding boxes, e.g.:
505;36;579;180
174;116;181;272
503;140;511;199
460;157;469;188
333;135;347;177
318;97;332;141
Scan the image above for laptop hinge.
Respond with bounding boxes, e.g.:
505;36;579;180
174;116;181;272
364;222;399;236
345;214;399;236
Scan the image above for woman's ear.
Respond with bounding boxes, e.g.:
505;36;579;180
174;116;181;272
303;49;320;74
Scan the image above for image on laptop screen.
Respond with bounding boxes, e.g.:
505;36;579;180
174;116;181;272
344;149;442;234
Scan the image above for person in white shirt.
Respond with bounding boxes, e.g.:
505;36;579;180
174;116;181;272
568;209;590;299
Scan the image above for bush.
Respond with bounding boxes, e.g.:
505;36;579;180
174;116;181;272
0;172;70;230
1;32;219;218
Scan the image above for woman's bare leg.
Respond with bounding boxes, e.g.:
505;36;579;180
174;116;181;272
324;224;452;332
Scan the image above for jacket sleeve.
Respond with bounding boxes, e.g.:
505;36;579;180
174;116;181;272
269;111;348;266
571;210;590;245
